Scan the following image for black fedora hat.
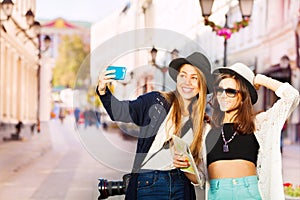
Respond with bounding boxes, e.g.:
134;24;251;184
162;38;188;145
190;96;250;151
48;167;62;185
169;52;213;93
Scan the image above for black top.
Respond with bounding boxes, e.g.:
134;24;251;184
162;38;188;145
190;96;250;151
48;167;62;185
206;123;259;167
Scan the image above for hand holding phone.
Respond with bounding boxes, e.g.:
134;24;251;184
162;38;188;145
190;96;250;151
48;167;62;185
106;66;127;80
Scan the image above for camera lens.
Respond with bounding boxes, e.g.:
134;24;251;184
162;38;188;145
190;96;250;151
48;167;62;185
98;179;125;199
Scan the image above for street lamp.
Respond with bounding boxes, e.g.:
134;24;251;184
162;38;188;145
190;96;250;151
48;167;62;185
43;35;52;51
13;10;40;48
15;10;38;40
199;0;254;67
34;21;42;133
25;9;35;26
150;47;158;65
31;21;41;36
150;47;168;91
0;0;14;21
171;48;179;60
30;23;52;133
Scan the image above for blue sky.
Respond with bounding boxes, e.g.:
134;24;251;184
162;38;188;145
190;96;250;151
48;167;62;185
36;0;128;22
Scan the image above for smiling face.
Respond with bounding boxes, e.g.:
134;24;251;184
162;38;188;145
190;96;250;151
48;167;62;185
176;64;201;102
216;78;242;114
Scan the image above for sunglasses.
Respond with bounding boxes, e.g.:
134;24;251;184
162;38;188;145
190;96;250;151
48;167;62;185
215;87;239;98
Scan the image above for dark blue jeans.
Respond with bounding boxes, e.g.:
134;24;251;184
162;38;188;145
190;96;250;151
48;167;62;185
137;169;185;200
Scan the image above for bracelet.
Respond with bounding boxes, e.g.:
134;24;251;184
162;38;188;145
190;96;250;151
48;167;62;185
99;90;106;95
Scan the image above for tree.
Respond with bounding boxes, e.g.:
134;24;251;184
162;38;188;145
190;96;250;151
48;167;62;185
52;34;89;88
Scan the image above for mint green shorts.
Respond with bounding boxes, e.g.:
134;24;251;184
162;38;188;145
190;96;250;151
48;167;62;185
208;175;262;200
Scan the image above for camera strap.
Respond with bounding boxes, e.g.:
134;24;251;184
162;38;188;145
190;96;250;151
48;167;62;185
139;118;192;169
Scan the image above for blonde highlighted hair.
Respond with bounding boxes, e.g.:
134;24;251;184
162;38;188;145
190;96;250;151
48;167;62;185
161;67;207;165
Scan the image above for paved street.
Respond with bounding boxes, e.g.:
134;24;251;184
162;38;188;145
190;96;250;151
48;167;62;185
0;116;299;200
0;116;136;200
282;143;300;185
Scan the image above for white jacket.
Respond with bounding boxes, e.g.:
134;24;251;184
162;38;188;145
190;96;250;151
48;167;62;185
201;83;300;200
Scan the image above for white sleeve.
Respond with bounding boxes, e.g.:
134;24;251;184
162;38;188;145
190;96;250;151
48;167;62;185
256;83;299;132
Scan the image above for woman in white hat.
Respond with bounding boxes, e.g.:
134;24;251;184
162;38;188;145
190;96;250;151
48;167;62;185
97;52;212;200
204;63;299;199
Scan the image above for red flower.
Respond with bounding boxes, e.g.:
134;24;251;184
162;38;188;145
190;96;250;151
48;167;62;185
284;183;293;187
217;28;232;39
204;18;250;40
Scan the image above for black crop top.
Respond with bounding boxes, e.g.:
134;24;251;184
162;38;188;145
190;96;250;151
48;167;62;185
206;123;260;166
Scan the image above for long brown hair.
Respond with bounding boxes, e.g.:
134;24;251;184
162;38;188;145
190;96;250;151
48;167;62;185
211;73;255;134
161;66;207;165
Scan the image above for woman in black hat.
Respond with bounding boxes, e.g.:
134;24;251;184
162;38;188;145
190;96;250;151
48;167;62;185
97;52;212;200
204;63;299;200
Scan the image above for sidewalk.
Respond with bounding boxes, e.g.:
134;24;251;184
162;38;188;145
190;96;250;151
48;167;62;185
282;143;300;185
0;122;52;183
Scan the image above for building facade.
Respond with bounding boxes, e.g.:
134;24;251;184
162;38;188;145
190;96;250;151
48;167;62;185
91;0;300;142
0;0;40;125
40;17;90;117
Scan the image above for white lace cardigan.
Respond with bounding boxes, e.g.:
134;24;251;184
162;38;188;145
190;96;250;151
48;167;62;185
200;83;300;200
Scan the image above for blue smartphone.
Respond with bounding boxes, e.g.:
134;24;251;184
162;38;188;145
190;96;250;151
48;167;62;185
107;66;127;80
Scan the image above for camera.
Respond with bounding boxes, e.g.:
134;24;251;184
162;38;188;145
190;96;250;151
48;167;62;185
98;173;131;199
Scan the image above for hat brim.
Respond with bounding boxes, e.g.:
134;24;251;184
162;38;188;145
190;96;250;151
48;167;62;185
213;68;258;104
169;57;213;93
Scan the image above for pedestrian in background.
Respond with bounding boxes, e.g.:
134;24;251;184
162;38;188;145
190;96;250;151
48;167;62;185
74;107;81;125
3;121;24;141
83;108;91;128
204;63;299;200
96;52;213;200
59;107;66;124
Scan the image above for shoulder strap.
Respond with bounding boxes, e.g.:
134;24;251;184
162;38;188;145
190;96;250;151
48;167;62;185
140;118;192;168
181;118;193;137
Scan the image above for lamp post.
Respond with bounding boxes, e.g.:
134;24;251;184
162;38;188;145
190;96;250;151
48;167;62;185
199;0;254;67
30;21;43;132
295;14;300;68
150;47;168;91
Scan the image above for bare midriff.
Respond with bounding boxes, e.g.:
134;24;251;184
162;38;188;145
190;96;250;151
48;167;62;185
208;159;257;179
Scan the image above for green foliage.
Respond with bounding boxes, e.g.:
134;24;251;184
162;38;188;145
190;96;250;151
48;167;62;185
284;183;300;197
52;34;89;88
87;87;101;107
